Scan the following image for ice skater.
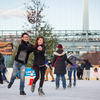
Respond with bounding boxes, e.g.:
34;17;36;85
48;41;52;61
0;53;4;87
52;44;74;90
31;36;46;96
45;59;55;82
8;33;42;95
67;52;85;88
93;66;99;80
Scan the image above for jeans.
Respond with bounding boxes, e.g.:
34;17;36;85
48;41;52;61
10;60;26;91
69;68;77;83
56;74;66;88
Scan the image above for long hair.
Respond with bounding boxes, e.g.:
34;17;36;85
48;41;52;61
34;36;45;47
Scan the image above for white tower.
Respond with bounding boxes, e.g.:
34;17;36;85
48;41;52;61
83;0;89;30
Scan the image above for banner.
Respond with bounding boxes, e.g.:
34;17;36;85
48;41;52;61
25;68;36;76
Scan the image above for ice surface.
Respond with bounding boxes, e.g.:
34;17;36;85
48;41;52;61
0;79;100;100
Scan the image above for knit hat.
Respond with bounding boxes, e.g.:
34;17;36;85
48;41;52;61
58;44;63;49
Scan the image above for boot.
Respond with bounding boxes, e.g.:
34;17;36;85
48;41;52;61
31;84;35;93
20;91;26;95
38;87;45;96
8;82;13;89
73;82;76;87
97;78;99;80
67;83;72;88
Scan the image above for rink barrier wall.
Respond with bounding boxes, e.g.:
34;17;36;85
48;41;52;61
6;68;100;80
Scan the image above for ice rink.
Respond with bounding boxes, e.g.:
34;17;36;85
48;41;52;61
0;79;100;100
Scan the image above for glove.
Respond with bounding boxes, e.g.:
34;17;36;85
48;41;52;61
73;64;75;67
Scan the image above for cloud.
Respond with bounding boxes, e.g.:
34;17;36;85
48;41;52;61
0;9;26;19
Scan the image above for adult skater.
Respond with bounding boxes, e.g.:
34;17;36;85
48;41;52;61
0;53;4;87
8;33;42;95
84;60;92;80
52;44;74;89
67;52;85;87
31;36;46;96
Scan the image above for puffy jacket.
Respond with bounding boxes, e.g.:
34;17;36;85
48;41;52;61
68;54;84;68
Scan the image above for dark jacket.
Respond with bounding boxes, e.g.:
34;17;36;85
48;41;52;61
15;40;37;64
52;50;73;74
68;54;84;68
84;60;92;70
33;44;46;66
0;53;5;71
77;66;83;73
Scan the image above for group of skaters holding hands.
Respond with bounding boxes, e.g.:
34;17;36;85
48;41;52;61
0;33;99;96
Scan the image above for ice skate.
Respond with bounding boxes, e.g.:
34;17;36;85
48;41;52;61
31;84;35;93
67;83;72;88
73;82;76;87
20;91;26;95
38;87;45;96
55;86;59;89
8;82;13;89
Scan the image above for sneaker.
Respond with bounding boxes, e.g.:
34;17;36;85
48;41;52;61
73;82;76;87
20;91;26;95
38;87;45;96
55;86;59;89
31;84;35;93
67;83;72;88
51;80;55;82
8;82;13;89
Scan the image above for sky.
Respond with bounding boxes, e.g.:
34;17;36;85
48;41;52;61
0;0;100;30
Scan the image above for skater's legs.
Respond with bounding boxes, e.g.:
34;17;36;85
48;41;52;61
87;70;90;79
0;71;3;84
61;74;66;88
39;66;45;88
56;74;60;87
19;63;26;91
73;68;77;82
45;68;50;80
33;66;39;84
50;68;54;80
10;61;19;83
69;68;73;83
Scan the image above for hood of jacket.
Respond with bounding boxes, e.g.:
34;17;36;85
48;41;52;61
53;50;66;56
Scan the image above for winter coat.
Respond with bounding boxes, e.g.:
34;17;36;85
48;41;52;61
83;60;92;70
52;50;73;74
0;53;4;71
77;66;83;73
68;54;84;68
33;44;46;66
15;40;37;64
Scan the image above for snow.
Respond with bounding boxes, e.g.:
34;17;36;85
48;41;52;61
0;79;100;100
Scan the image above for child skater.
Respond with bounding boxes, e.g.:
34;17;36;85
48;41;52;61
93;66;99;80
